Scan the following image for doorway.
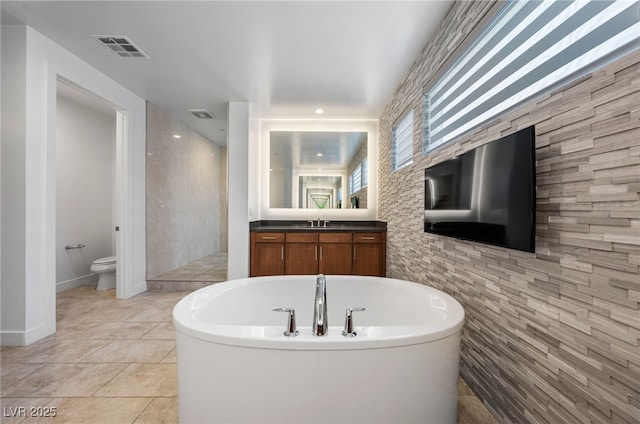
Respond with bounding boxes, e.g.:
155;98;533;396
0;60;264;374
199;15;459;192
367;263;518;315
55;79;118;294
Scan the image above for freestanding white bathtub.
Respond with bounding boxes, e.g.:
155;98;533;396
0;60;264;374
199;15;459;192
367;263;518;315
173;275;465;424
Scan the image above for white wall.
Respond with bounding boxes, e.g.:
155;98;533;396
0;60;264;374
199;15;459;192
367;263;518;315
1;26;28;337
1;25;146;346
228;102;251;280
56;94;116;291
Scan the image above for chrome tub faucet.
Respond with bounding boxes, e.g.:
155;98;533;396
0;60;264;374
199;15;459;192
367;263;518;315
313;274;328;336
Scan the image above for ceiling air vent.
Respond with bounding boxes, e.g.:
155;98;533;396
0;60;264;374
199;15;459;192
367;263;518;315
93;35;149;59
188;109;215;119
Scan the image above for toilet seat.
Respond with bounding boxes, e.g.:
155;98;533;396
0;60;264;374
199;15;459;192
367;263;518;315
93;256;116;265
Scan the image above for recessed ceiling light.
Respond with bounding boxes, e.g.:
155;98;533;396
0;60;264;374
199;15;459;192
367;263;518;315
314;108;325;114
317;153;323;157
173;134;181;139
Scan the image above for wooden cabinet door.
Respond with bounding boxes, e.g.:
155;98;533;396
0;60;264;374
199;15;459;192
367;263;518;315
352;232;386;276
251;232;285;276
319;243;352;275
285;232;319;275
285;243;318;274
318;232;352;275
352;243;383;276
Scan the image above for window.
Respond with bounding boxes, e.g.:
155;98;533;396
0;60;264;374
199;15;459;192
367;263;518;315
362;157;368;188
348;157;367;194
349;163;362;195
423;0;640;153
392;110;414;170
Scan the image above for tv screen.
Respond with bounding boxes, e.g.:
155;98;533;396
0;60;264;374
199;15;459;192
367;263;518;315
424;126;535;253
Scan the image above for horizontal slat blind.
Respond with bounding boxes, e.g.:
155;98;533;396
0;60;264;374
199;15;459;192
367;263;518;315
392;110;414;171
424;0;640;153
349;163;362;194
362;157;368;188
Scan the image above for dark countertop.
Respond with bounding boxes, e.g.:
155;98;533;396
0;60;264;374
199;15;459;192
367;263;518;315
250;220;387;233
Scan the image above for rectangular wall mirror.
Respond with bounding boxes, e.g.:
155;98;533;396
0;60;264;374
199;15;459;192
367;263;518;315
269;131;368;209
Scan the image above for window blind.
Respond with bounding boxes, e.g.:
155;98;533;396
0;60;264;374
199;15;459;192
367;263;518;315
362;157;368;188
392;110;414;170
424;0;640;153
350;163;362;194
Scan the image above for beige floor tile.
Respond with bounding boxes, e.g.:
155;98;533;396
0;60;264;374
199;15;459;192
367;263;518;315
58;307;141;325
126;309;172;323
1;363;46;388
20;397;153;424
1;339;110;364
94;363;177;397
1;363;126;398
55;322;159;340
0;398;52;424
160;348;176;363
133;397;178;424
457;396;497;424
83;340;175;363
141;322;176;340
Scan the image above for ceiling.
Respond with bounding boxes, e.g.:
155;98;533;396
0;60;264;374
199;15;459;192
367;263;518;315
1;1;453;146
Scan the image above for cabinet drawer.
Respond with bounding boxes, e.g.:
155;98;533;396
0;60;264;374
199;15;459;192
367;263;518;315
319;232;352;243
353;232;382;243
286;232;318;243
254;232;285;243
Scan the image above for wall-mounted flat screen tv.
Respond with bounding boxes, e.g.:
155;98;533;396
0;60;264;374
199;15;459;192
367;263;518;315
424;126;535;253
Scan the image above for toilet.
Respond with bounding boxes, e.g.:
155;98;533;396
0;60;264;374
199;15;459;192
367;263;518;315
91;256;117;291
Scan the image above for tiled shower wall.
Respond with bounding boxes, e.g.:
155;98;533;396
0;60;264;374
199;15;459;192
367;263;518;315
378;2;640;423
146;103;225;278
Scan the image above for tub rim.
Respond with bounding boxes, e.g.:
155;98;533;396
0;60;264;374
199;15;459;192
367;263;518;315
173;275;465;350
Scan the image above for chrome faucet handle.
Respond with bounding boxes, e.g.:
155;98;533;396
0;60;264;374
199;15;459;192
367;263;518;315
308;220;315;228
323;220;330;227
342;307;366;338
272;308;299;337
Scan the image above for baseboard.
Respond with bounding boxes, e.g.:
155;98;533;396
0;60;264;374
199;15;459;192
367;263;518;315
0;330;26;346
56;273;97;293
1;322;52;346
122;279;147;299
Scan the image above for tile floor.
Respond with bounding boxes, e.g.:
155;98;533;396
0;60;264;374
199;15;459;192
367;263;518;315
147;252;228;291
1;286;496;424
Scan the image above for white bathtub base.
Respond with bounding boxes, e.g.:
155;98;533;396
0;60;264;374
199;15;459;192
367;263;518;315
177;331;461;423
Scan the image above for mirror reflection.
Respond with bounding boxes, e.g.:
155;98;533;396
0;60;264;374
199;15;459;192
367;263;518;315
270;131;367;209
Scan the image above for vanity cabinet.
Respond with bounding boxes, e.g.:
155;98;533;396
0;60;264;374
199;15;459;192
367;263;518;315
352;232;386;276
250;229;385;277
284;232;354;275
250;232;285;277
285;232;318;274
319;232;353;275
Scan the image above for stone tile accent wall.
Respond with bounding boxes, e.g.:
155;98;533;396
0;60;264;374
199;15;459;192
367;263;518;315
378;2;640;423
146;103;225;278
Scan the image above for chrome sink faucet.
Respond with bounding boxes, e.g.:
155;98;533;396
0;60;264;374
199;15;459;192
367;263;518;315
313;274;328;336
